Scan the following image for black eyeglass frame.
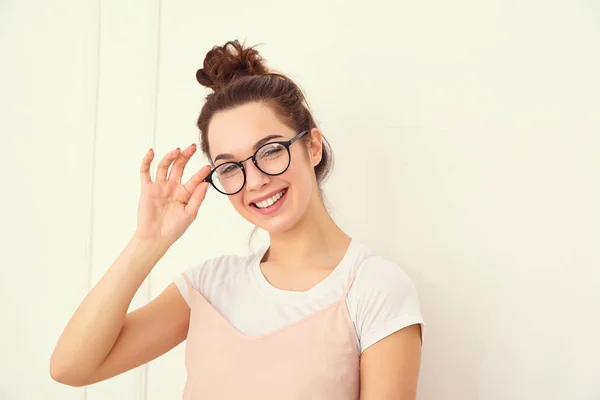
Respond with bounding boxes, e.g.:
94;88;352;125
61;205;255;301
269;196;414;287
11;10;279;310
203;130;309;195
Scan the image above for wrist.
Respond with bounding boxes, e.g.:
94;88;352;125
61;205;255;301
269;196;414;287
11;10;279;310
128;234;171;260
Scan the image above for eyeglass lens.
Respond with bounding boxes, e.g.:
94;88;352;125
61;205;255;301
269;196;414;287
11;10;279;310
212;142;289;194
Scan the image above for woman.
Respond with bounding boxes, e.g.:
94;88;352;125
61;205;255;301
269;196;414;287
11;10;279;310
50;40;425;399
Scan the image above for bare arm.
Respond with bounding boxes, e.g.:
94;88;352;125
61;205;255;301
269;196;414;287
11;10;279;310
80;283;189;386
49;238;186;386
50;144;211;386
359;324;423;400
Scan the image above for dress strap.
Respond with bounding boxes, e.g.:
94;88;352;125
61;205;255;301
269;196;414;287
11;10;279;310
343;254;375;297
182;272;193;289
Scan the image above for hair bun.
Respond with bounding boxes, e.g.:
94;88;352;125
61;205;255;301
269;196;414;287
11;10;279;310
196;40;269;91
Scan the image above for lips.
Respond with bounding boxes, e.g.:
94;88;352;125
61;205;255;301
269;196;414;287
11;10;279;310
249;188;289;207
249;188;289;215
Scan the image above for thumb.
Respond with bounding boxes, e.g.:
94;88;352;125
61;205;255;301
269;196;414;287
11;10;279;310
186;181;210;217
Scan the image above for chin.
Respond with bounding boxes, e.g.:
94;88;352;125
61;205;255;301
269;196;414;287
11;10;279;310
257;215;302;234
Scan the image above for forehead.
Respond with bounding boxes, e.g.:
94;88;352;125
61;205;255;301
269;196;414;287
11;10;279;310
207;102;294;160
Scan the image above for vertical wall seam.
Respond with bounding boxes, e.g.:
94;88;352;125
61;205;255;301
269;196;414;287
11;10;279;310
140;1;163;399
83;0;102;399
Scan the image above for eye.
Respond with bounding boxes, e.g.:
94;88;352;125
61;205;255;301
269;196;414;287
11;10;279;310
258;144;284;160
217;163;240;176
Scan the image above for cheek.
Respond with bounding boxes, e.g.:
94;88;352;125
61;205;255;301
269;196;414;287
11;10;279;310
290;147;314;177
287;156;316;195
229;193;246;211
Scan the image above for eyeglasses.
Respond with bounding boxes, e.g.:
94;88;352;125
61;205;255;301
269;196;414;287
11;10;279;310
204;130;309;195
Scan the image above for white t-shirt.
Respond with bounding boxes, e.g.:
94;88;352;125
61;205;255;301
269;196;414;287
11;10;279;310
174;238;424;354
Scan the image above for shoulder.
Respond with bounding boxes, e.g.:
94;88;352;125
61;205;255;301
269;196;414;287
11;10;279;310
173;249;261;305
347;249;424;353
190;253;253;281
353;254;419;296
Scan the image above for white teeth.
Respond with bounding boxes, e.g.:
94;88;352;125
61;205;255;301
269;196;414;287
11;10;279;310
255;190;286;209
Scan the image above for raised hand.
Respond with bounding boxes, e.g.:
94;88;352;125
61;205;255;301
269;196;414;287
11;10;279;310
135;144;212;245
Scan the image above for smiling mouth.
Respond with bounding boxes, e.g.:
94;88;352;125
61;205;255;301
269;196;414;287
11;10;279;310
251;189;288;209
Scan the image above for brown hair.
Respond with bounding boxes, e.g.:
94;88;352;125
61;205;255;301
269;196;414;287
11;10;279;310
195;40;333;186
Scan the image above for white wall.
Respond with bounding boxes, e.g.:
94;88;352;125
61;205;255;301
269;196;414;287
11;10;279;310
1;0;598;399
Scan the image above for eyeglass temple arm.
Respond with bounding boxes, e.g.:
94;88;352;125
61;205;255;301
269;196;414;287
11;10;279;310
289;130;309;144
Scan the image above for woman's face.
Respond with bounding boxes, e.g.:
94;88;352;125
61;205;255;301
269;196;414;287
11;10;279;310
207;102;323;233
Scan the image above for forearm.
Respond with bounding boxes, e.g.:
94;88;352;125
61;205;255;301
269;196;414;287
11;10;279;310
50;235;169;380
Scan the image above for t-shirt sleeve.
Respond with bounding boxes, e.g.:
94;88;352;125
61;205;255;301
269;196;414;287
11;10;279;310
349;256;425;354
172;256;220;306
173;264;201;306
172;253;244;306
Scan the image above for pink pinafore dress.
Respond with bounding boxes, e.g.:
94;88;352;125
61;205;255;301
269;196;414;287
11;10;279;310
181;255;374;399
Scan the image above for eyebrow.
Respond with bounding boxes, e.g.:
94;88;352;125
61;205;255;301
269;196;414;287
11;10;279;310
213;134;285;163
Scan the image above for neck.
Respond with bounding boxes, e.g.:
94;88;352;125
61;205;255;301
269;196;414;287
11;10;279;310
265;187;351;267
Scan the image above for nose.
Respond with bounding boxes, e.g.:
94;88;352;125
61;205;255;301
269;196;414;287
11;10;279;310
244;159;269;192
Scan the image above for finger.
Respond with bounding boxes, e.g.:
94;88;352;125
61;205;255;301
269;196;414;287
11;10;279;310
183;164;212;194
169;143;197;182
156;148;181;181
140;149;154;184
186;181;210;217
